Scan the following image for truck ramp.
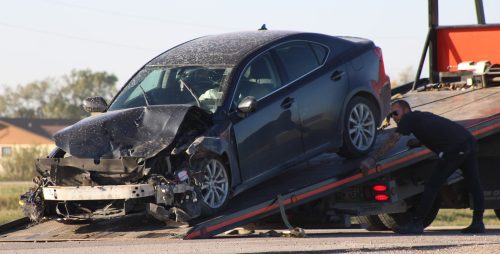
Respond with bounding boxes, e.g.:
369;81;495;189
0;214;190;242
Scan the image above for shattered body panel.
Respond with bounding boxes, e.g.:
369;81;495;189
28;105;213;221
54;105;210;159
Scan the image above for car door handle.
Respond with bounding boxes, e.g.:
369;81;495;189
331;70;345;81
281;97;295;109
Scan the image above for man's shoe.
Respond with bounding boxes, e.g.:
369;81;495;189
461;221;485;234
393;221;424;235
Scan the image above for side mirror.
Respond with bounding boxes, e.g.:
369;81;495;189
237;96;257;114
83;97;108;113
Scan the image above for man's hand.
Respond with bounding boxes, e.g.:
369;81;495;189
406;138;421;149
360;156;376;175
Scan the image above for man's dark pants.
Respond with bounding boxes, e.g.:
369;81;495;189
415;138;485;221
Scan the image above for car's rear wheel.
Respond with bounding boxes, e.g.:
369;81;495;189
494;209;500;220
338;96;378;158
356;215;389;231
378;196;440;230
197;155;230;217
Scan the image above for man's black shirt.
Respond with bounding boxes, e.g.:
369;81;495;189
396;111;474;153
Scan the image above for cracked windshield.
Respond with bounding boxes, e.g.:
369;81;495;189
109;66;233;113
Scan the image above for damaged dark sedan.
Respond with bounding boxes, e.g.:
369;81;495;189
24;30;391;222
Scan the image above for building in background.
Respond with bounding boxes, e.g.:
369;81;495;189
0;118;77;172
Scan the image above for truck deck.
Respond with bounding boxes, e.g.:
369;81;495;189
1;86;499;241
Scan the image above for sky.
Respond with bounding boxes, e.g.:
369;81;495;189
1;0;500;90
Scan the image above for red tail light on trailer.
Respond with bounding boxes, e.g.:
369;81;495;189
371;183;390;202
372;184;388;192
374;194;390;201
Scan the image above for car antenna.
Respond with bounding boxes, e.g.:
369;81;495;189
258;24;267;31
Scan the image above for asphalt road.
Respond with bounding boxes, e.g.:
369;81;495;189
1;226;500;254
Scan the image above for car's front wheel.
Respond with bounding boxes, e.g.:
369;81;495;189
196;155;230;217
337;96;378;158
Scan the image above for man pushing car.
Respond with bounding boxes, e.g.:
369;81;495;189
360;99;485;234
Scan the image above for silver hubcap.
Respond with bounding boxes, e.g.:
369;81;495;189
348;103;375;151
200;159;229;209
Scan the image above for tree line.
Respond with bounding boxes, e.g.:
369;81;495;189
0;69;118;119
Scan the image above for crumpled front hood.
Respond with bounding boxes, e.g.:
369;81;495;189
54;105;211;159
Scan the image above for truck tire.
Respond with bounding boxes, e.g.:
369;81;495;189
356;215;389;231
337;96;379;158
495;209;500;220
378;197;440;230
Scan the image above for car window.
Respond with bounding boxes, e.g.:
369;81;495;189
108;66;232;113
310;43;328;64
233;52;282;105
123;69;164;105
275;42;323;81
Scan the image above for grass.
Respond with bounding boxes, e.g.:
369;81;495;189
0;181;32;225
431;209;500;226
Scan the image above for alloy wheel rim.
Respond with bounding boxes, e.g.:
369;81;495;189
200;159;229;209
348;103;375;151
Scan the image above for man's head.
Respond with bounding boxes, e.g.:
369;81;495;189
390;100;412;124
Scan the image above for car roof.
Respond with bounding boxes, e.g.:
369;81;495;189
147;30;310;67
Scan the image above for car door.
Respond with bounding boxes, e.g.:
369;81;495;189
231;52;304;182
274;41;348;156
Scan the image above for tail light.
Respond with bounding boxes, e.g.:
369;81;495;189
372;184;388;192
372;183;390;202
374;47;387;78
374;47;383;60
374;194;390;201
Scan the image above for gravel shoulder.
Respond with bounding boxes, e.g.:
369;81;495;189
1;226;499;254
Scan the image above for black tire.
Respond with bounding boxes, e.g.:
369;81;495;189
378;196;440;230
356;215;389;231
494;209;500;220
337;96;379;158
195;154;231;217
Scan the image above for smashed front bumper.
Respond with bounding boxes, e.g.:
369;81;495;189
40;184;158;220
24;156;201;222
36;156;147;186
42;184;155;201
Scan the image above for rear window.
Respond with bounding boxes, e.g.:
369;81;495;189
275;41;327;82
311;43;328;63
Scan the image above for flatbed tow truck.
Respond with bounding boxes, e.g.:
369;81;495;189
1;0;500;241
